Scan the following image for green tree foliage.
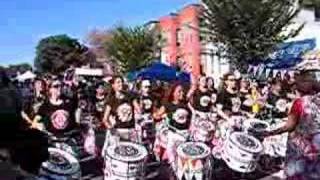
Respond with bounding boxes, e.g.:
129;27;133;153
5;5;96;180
34;34;95;74
105;26;161;74
201;0;304;71
8;63;32;73
300;0;320;8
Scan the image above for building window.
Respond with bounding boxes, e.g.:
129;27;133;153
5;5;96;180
177;28;182;46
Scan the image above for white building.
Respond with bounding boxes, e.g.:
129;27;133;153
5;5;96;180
201;7;320;80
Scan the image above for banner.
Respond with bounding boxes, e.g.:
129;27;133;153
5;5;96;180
253;66;259;76
258;65;265;77
280;70;287;79
273;69;279;78
265;68;271;78
267;39;316;69
248;65;253;73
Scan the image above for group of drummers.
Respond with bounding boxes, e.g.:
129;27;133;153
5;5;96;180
16;68;301;179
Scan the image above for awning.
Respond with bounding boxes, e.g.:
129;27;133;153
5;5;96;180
266;38;316;69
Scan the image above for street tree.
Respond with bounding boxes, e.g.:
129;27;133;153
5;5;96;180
105;25;161;74
34;34;95;74
201;0;304;71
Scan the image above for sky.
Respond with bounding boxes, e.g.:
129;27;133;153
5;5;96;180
0;0;197;66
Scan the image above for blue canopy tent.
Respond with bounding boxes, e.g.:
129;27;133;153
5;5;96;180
248;39;316;79
129;62;191;84
266;38;316;69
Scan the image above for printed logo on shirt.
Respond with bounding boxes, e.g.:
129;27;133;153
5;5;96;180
51;110;70;130
200;96;211;107
116;103;133;122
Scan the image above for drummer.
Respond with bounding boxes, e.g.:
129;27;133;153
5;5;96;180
133;79;160;118
32;79;79;138
217;73;241;120
189;76;213;114
166;84;192;164
102;76;136;141
264;71;320;179
21;77;47;129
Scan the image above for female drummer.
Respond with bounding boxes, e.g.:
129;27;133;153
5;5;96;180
265;71;320;180
21;78;47;128
102;76;135;140
32;80;78;138
133;79;159;116
153;84;191;161
165;84;191;163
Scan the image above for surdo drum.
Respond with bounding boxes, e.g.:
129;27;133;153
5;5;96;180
39;148;81;180
175;142;212;180
243;119;269;140
191;119;215;143
104;142;148;180
222;132;263;173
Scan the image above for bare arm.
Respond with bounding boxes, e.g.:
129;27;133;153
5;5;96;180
153;105;166;122
268;113;299;136
133;99;141;115
216;104;229;121
102;105;112;128
21;111;33;126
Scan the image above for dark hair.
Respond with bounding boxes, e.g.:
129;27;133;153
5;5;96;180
296;70;320;95
222;73;234;81
167;83;185;103
110;75;123;85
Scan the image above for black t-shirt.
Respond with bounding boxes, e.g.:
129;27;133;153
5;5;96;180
165;102;191;130
38;99;77;135
106;92;135;129
94;95;106;120
239;90;251;112
192;90;212;113
217;89;241;112
266;92;287;118
135;94;159;114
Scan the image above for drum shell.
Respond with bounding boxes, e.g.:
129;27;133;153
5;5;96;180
153;127;169;161
104;142;148;180
191;120;214;143
175;142;212;180
105;155;145;178
221;150;257;173
225;137;261;162
39;148;81;180
222;132;263;173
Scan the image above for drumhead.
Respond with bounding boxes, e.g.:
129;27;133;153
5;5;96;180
177;142;210;159
244;119;269;132
229;132;263;153
106;142;148;162
196;120;214;131
41;148;80;175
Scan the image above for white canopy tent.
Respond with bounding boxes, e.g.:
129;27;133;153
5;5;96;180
16;71;36;81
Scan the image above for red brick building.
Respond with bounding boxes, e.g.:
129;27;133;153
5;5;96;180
157;4;202;76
